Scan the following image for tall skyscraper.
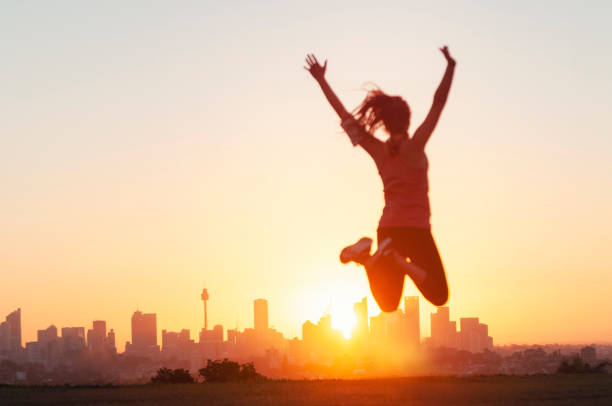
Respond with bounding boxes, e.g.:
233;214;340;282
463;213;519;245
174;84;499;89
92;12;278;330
404;296;420;347
131;310;157;347
0;308;22;352
162;329;192;352
37;325;58;343
254;299;268;331
61;327;86;353
106;329;117;354
430;306;457;348
352;297;369;340
429;308;492;352
37;325;60;368
458;317;493;353
87;320;107;353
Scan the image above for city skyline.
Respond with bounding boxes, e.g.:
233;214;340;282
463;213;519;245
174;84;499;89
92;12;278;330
5;281;611;352
4;290;498;352
3;291;610;383
3;294;498;378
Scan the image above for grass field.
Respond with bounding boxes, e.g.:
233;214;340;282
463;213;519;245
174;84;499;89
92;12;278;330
2;375;612;405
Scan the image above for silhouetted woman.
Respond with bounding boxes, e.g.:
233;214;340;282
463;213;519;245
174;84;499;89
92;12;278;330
305;47;456;311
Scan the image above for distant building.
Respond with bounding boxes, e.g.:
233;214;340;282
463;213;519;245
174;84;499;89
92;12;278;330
0;308;22;355
87;320;107;353
369;297;420;346
125;310;159;355
227;328;238;346
37;325;58;343
131;311;157;347
107;329;117;354
301;314;343;363
200;324;223;343
430;307;457;349
162;328;195;361
404;296;420;347
254;299;268;331
458;317;493;353
37;325;60;369
352;297;368;342
200;324;224;360
87;320;116;357
429;308;492;353
25;342;42;364
61;327;86;353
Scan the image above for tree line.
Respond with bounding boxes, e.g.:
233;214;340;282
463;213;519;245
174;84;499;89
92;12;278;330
151;359;265;384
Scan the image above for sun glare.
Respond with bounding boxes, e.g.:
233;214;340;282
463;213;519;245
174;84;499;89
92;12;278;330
331;303;357;339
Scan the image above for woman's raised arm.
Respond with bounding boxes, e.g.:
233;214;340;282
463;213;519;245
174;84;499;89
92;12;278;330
304;54;385;159
304;54;351;120
412;46;456;150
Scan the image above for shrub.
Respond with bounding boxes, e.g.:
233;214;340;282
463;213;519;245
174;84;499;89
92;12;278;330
151;367;194;384
557;356;611;374
199;359;265;382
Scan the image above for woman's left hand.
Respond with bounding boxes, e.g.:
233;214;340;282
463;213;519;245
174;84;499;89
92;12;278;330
439;46;456;66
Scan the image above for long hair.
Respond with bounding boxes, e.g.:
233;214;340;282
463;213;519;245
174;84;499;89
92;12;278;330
354;89;411;136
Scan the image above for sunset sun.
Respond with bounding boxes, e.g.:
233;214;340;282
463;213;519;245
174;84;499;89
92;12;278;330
331;302;358;339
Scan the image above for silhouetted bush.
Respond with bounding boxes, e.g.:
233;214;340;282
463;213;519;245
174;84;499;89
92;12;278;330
151;367;194;384
199;359;265;382
557;356;611;374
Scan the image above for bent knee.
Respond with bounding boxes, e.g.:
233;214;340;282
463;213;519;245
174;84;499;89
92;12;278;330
428;289;449;307
375;295;402;313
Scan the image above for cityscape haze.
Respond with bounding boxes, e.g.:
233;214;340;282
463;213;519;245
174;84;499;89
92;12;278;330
2;288;610;383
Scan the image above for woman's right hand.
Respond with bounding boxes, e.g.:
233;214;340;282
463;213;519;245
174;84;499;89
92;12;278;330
304;54;327;82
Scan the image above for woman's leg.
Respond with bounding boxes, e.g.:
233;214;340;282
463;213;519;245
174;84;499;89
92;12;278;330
378;228;449;307
363;251;406;312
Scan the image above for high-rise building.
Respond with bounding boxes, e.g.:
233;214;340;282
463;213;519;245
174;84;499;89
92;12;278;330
87;320;107;353
37;325;60;368
0;308;22;353
254;299;268;331
125;310;159;355
352;297;368;341
106;329;117;354
430;307;457;348
404;296;420;347
162;329;193;353
227;329;238;345
37;325;58;343
131;311;157;347
458;317;493;353
459;317;480;352
0;321;9;353
25;342;42;364
61;327;86;353
429;308;492;353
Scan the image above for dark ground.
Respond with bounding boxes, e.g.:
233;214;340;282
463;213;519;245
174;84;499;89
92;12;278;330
1;375;612;405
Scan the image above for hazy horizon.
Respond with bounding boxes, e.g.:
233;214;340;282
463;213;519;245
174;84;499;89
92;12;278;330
2;1;611;350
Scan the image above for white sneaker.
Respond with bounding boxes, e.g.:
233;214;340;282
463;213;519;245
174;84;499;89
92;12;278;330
340;237;373;264
365;237;393;268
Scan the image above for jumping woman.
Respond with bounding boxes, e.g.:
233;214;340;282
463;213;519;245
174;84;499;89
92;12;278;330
305;46;456;311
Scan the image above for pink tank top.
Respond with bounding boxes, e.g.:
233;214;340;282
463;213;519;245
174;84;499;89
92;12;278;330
377;152;431;230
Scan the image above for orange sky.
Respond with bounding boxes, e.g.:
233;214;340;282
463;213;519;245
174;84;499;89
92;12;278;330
1;2;611;350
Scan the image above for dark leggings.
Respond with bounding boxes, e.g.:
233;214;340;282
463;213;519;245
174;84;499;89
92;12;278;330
367;227;448;312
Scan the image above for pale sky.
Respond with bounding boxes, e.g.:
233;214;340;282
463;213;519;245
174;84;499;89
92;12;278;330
1;1;611;350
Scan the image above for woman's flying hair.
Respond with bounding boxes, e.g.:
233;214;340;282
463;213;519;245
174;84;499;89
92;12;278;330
354;87;411;136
